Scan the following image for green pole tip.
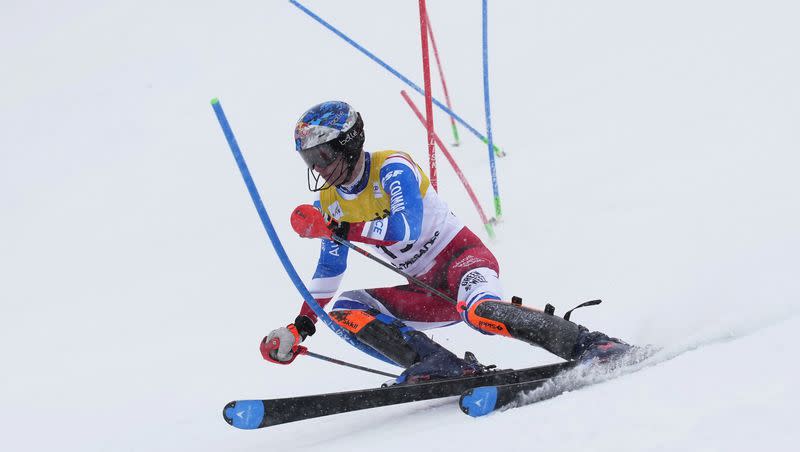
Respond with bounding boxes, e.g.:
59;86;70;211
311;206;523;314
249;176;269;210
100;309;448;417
484;222;496;240
480;137;505;156
210;97;219;105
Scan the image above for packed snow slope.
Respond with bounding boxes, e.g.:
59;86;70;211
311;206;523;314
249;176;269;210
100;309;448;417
1;1;798;451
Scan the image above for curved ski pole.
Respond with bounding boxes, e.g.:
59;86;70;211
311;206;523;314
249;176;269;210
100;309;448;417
210;98;399;367
332;235;457;306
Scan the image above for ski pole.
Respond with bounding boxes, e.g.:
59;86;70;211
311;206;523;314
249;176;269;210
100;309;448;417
331;235;457;306
302;350;399;378
262;336;399;377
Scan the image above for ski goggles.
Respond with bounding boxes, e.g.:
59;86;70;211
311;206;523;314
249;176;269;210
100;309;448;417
298;142;341;169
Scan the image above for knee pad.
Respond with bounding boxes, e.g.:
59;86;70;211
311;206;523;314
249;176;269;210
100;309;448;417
457;268;504;305
331;296;373;314
456;268;505;334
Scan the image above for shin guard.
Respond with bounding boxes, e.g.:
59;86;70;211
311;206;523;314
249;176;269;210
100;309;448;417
330;309;420;367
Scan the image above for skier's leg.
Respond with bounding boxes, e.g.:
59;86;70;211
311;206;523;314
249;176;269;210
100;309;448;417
457;268;630;362
330;289;481;382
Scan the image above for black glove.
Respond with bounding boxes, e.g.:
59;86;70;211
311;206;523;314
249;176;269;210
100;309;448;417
293;314;316;340
323;213;351;240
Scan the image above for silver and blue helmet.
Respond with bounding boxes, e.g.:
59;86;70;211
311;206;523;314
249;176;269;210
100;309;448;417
294;101;365;191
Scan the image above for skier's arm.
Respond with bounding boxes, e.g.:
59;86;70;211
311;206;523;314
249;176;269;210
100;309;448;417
264;215;349;365
342;156;424;246
298;237;349;323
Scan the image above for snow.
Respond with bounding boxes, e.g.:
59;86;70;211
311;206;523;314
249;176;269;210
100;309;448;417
1;1;798;451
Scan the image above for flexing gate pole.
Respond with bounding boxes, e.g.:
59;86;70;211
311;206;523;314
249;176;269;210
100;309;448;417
418;0;437;190
400;90;495;239
482;0;503;219
288;0;503;156
210;98;399;367
425;8;460;146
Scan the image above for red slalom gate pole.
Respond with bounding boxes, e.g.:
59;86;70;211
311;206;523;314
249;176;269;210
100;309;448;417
401;90;496;239
425;9;460;146
418;0;437;191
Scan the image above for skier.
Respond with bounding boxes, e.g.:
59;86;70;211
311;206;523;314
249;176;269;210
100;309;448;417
264;101;631;383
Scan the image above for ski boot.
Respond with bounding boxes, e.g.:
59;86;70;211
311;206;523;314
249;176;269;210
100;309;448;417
460;296;632;363
571;325;632;364
397;344;487;385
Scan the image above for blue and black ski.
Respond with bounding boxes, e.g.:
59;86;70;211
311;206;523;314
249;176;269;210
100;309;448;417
460;349;659;417
223;361;576;429
460;378;562;417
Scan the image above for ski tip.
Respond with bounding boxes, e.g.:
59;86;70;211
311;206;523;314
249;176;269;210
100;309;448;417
223;400;265;429
459;386;498;418
210;97;220;105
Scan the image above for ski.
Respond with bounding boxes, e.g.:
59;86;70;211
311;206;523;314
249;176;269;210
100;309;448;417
460;350;658;417
460;377;558;417
223;360;576;429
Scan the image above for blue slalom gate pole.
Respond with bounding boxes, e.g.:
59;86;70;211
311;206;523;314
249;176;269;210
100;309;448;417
482;0;502;219
210;98;398;367
289;0;503;157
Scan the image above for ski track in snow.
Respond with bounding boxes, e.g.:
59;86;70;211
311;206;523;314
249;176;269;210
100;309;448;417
513;310;799;411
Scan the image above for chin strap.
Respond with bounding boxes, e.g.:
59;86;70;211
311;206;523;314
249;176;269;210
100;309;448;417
306;164;340;192
306;151;361;192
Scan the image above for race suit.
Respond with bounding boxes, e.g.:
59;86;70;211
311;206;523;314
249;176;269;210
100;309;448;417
298;150;503;332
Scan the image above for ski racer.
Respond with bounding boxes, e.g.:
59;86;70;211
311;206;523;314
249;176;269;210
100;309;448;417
264;101;631;383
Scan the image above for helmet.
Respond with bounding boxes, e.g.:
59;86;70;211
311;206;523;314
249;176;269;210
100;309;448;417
294;101;365;191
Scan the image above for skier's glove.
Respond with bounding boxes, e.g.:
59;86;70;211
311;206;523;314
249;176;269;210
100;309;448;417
261;315;316;365
290;204;350;240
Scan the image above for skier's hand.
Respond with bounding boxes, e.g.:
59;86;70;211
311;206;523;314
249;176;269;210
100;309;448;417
290;204;350;240
291;204;332;239
262;325;302;364
261;315;316;365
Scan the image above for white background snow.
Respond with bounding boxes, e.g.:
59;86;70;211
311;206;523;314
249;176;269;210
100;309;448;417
2;1;798;451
